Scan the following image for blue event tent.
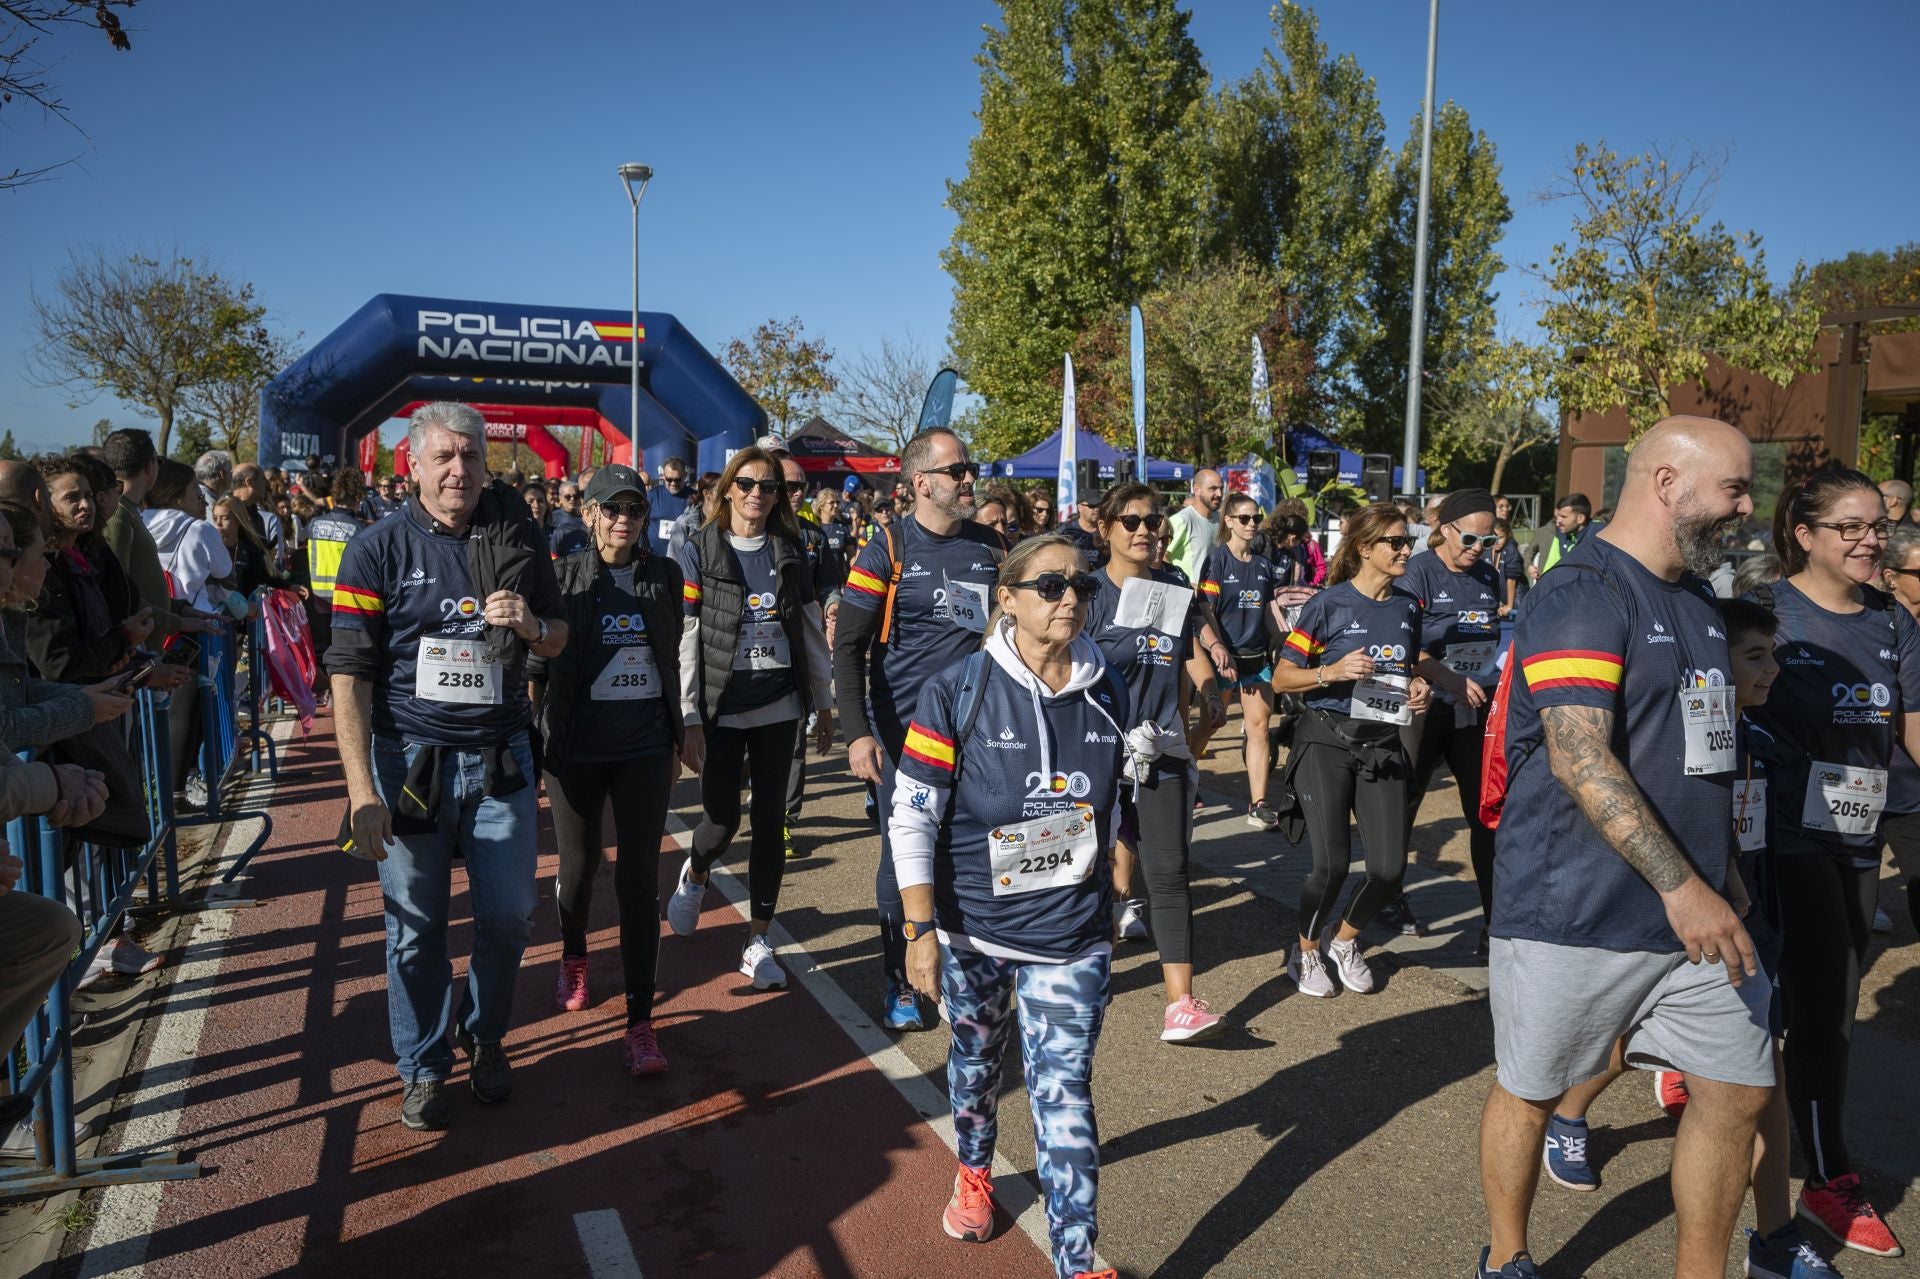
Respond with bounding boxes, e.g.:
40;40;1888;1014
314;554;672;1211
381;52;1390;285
987;428;1191;483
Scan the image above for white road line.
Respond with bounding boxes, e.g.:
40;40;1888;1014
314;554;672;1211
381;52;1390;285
77;727;290;1279
573;1208;645;1278
667;816;1109;1273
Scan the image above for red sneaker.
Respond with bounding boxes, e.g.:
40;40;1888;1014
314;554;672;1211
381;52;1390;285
621;1019;667;1076
555;955;591;1012
1072;1272;1118;1279
1799;1173;1904;1257
1653;1069;1689;1120
942;1162;996;1243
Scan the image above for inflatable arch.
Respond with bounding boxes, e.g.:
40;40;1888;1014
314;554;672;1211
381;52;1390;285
390;404;616;481
259;294;765;475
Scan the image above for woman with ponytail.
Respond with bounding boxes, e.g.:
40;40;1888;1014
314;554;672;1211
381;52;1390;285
1744;465;1917;1258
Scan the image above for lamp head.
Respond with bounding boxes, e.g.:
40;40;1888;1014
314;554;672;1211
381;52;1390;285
618;163;653;185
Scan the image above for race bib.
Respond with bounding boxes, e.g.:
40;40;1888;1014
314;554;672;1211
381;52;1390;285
415;634;501;706
1733;777;1766;853
656;518;675;543
944;575;990;635
988;807;1098;897
591;645;662;701
1350;672;1412;726
733;619;792;671
1680;686;1737;777
1443;640;1496;682
1115;576;1193;634
1801;760;1887;837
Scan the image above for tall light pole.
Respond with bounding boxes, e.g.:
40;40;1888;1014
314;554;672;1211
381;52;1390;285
1401;0;1439;498
618;163;654;469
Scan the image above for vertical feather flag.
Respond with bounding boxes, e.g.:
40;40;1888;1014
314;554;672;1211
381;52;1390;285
918;367;959;429
1130;305;1147;480
1057;353;1077;520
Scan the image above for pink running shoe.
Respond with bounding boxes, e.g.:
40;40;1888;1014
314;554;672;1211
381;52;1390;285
1800;1173;1904;1257
1653;1069;1690;1120
621;1019;667;1076
1161;994;1225;1043
555;955;590;1012
943;1162;996;1242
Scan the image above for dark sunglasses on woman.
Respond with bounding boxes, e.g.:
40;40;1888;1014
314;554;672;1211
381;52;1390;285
1373;535;1417;552
598;500;647;519
1113;513;1165;533
732;476;782;496
1010;571;1101;602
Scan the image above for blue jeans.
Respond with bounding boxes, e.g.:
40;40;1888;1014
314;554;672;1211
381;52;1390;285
942;945;1110;1279
371;733;538;1083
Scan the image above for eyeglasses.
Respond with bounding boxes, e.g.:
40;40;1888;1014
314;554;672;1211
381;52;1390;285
1811;519;1891;543
920;462;979;482
1449;526;1494;549
558;491;580;502
780;481;807;497
1888;565;1920;579
1010;571;1100;602
597;500;647;519
1112;512;1165;533
732;476;782;497
1372;536;1417;552
1227;513;1259;525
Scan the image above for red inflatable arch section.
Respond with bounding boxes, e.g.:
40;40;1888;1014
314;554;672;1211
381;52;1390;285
388;403;632;479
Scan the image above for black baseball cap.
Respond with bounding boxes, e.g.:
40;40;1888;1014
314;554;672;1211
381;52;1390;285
584;463;646;505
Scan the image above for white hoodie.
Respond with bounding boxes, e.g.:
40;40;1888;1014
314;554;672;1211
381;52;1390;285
143;507;233;612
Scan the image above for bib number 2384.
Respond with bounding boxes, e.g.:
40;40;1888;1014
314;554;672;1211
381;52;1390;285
415;635;502;706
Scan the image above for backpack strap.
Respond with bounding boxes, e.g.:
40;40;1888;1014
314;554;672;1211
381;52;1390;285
877;522;904;645
947;650;992;783
1754;582;1775;612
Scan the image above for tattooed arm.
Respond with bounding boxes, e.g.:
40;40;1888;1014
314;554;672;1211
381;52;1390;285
1540;703;1756;979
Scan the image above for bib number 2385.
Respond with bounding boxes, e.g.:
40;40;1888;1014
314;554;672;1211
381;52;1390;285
415;635;502;706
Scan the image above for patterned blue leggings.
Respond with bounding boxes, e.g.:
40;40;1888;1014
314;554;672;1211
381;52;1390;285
942;946;1110;1279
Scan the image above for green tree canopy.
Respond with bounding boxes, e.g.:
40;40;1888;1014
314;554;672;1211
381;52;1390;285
722;316;838;437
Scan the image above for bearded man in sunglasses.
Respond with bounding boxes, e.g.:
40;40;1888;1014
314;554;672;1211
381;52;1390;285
834;426;1007;1032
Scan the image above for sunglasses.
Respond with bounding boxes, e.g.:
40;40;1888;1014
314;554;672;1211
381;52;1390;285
780;481;807;497
1113;512;1165;533
1450;527;1494;549
1010;571;1101;602
597;500;647;519
1373;536;1418;552
558;491;580;502
1227;513;1260;525
732;476;782;497
922;462;979;482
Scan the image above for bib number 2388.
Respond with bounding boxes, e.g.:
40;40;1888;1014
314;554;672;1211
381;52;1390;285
415;635;502;706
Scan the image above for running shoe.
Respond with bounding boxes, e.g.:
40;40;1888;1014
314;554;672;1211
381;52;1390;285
399;1079;449;1132
1246;800;1279;830
942;1162;997;1242
1799;1174;1903;1257
1192;790;1208;813
1654;1069;1691;1120
554;955;590;1012
1161;994;1225;1043
1325;936;1376;994
1542;1114;1597;1192
79;936;163;989
783;823;799;859
882;979;927;1032
621;1020;668;1076
1071;1272;1118;1279
1287;944;1335;998
1114;898;1149;942
666;857;706;937
1474;927;1490;959
1745;1223;1839;1278
467;1040;512;1104
1375;891;1424;937
1871;905;1891;934
1475;1248;1541;1278
740;934;787;990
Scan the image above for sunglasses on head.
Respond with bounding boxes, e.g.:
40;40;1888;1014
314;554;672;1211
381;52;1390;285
1010;571;1100;602
1450;526;1494;549
597;499;646;519
732;476;782;496
921;462;979;482
1113;512;1165;533
1373;535;1417;552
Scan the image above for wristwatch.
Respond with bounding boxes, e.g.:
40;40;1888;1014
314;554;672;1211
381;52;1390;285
531;617;549;646
902;919;936;943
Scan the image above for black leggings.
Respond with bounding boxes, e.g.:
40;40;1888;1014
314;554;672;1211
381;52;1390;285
1881;808;1920;932
876;736;907;981
546;753;676;1024
1403;698;1495;920
691;718;798;923
1773;842;1878;1183
1123;760;1196;966
1294;729;1411;941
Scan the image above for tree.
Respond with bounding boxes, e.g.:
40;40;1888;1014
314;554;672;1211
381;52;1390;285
1;0;135;189
26;249;273;455
945;0;1211;458
1807;243;1920;480
827;334;940;452
168;415;212;463
1421;337;1554;493
721;316;838;436
90;416;111;444
182;326;300;463
1533;142;1820;440
0;430;19;460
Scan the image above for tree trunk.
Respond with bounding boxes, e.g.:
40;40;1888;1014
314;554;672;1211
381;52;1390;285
158;405;173;458
1490;441;1512;495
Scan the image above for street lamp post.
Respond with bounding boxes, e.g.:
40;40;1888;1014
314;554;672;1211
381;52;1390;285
618;163;654;469
1401;0;1439;499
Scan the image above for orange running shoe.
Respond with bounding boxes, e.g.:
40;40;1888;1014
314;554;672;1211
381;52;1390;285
1800;1173;1904;1257
1072;1271;1118;1279
1653;1069;1690;1120
942;1162;996;1243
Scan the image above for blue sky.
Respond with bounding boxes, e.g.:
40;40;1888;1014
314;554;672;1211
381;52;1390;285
1;0;1913;452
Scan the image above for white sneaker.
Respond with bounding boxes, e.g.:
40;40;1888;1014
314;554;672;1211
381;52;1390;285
1325;936;1376;994
666;858;706;937
1;1114;90;1160
1872;905;1892;934
1114;898;1149;942
739;934;786;990
1287;944;1335;998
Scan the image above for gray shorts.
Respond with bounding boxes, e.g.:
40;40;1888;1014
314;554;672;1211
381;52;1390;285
1489;937;1774;1101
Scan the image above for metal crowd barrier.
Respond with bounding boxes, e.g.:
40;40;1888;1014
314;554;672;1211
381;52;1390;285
2;620;278;1195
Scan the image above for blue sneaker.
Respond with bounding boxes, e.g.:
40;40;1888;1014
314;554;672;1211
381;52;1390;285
1746;1224;1839;1279
1542;1114;1597;1191
882;979;927;1032
1475;1247;1540;1278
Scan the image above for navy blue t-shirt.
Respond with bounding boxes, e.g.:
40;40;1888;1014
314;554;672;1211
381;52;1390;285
1744;578;1920;850
549;511;591;559
1082;567;1199;733
1199;544;1277;657
568;561;673;761
646;482;690;558
1402;550;1504;687
1275;580;1422;718
1494;536;1735;952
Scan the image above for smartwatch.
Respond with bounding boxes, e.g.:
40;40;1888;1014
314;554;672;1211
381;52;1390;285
902;919;936;943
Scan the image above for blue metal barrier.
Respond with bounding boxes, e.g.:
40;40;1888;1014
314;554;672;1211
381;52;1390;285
176;625;275;884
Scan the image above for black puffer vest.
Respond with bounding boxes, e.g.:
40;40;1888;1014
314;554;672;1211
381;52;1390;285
532;548;685;762
690;519;815;727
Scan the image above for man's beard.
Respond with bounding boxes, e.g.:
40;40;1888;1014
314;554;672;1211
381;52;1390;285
1674;501;1734;577
936;490;975;522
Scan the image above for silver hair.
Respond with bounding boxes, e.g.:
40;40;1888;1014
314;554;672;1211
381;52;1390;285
407;402;488;462
1732;552;1783;598
1885;521;1920;572
194;450;234;484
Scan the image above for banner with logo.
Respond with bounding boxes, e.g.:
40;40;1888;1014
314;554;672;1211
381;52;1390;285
1057;353;1077;520
918;367;959;429
1130;305;1147;480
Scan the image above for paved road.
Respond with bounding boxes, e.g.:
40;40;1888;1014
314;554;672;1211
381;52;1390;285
19;710;1917;1278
